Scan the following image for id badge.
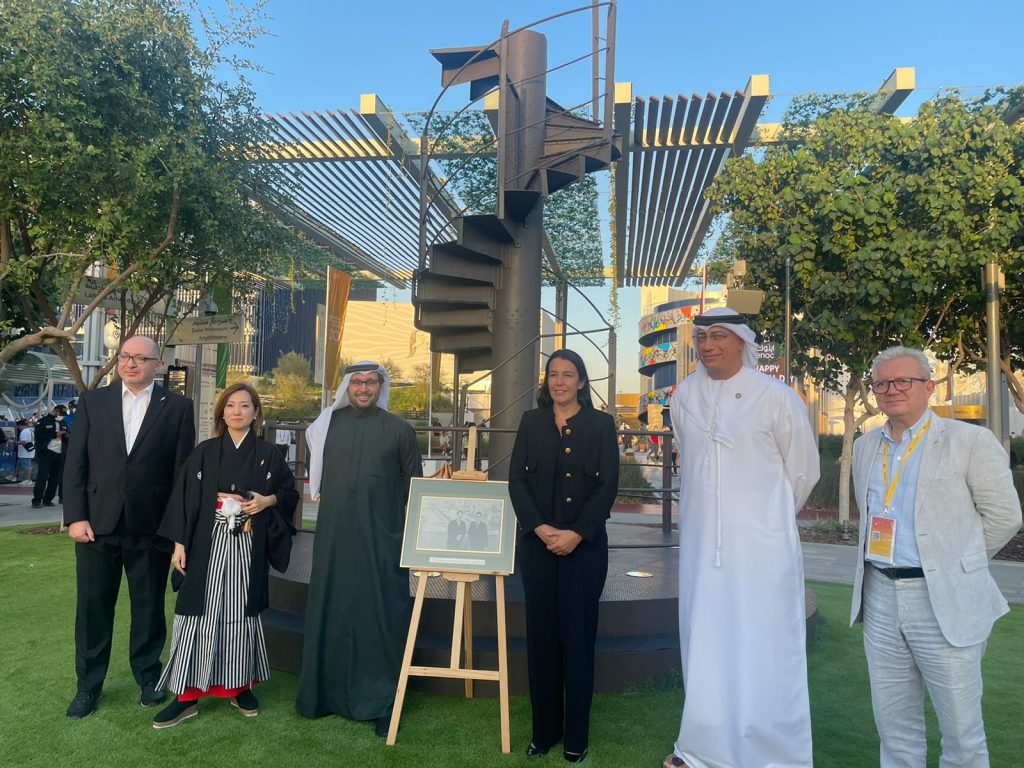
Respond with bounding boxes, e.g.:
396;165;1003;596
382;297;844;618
866;514;896;565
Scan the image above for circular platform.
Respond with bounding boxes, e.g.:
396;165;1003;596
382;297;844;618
265;525;819;697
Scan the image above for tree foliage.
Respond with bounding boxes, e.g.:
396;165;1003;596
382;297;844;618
0;0;324;387
707;92;1024;522
260;352;317;420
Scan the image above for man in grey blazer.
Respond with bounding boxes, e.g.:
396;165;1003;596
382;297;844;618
850;346;1021;768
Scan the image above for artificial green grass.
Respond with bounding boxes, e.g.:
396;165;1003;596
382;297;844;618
1;526;1021;767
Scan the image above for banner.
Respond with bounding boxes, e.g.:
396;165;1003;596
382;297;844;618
323;268;352;401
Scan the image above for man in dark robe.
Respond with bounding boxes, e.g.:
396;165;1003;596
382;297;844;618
296;361;422;736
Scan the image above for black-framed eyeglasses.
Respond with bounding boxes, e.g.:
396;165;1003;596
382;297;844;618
870;377;929;394
117;353;158;365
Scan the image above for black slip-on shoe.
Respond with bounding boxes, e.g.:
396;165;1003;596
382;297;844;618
231;690;259;716
152;700;198;729
66;691;99;719
563;749;588;764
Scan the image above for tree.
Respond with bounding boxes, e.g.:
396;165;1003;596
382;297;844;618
923;89;1024;412
262;352;318;420
387;361;453;414
706;93;1024;526
273;352;313;382
0;0;324;388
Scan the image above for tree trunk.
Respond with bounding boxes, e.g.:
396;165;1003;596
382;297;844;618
838;380;858;534
0;216;11;318
1000;355;1024;415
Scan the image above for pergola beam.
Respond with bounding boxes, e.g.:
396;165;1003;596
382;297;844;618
869;67;916;115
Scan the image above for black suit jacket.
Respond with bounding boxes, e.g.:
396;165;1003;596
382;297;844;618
508;406;619;541
63;382;196;536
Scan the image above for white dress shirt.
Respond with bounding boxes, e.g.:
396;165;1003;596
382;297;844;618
122;382;155;454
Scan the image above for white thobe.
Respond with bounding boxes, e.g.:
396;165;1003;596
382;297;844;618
670;366;820;768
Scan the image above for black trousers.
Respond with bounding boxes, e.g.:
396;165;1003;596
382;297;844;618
519;529;608;754
33;450;62;503
74;526;172;695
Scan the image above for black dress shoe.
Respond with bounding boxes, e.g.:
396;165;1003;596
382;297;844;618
374;716;391;737
140;682;167;707
66;691;99;719
42;501;55;507
31;501;42;509
563;748;588;764
526;742;550;757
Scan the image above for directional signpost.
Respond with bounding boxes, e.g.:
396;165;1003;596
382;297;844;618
167;314;243;440
167;314;243;345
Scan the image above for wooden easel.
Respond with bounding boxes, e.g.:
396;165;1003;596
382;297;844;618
387;427;511;752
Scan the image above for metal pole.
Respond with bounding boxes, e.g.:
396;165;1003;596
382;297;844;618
607;326;617;414
192;343;203;439
661;430;673;534
591;2;599;120
427;353;434;459
983;262;1005;449
555;279;568;350
488;29;547;482
784;254;792;387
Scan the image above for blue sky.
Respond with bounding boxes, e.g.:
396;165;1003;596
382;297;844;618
226;0;1024;395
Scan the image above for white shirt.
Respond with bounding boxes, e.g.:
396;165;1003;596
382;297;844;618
122;382;155;453
17;427;34;459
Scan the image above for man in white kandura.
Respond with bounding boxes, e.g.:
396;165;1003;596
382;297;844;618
664;307;820;768
851;346;1021;768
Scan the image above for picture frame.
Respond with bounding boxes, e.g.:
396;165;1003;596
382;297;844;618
400;477;517;575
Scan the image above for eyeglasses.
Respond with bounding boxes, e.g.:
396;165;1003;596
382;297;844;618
696;332;733;344
117;353;159;365
349;377;381;389
870;377;929;394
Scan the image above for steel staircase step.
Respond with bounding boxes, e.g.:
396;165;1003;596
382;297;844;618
457;350;492;374
417;305;493;331
414;273;494;307
430;330;493;355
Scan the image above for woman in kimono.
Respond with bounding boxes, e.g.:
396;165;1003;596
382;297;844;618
508;349;620;764
152;383;297;729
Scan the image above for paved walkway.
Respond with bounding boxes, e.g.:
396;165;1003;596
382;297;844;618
3;483;1021;603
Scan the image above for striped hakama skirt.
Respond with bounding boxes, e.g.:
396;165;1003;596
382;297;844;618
157;506;270;695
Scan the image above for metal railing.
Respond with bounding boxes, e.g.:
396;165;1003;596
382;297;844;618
265;418;677;541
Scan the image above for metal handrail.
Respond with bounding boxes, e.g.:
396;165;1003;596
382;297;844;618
418;1;616;268
415;424;677;535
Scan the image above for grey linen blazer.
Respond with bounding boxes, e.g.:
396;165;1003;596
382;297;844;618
849;413;1022;647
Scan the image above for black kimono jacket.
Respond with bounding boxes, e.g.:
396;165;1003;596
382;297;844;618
159;432;298;617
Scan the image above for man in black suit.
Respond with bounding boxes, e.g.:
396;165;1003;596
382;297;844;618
63;335;195;719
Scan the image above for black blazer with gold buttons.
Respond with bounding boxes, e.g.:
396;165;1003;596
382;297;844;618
508;406;619;541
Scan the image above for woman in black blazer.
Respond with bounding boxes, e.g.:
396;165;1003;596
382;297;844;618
508;349;619;764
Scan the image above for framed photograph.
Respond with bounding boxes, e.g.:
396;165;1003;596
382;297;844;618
400;477;517;575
